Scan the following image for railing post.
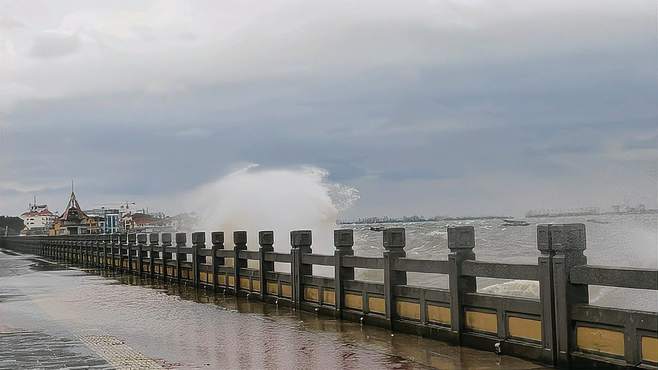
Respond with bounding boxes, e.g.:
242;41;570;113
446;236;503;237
537;225;557;365
110;234;118;271
66;237;72;262
162;233;172;281
137;234;147;276
259;231;274;299
233;231;247;293
383;228;406;329
60;237;66;261
211;232;224;291
448;225;476;342
149;233;158;278
68;238;74;262
90;235;97;266
115;234;123;271
192;232;205;287
74;237;80;264
84;236;90;266
548;223;588;368
291;230;312;309
127;234;137;274
334;229;354;318
175;233;187;283
101;234;109;269
89;235;95;266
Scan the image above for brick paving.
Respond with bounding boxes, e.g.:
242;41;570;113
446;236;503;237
0;330;109;369
79;335;163;369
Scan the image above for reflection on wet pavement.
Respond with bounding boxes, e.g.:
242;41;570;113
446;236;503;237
0;251;548;369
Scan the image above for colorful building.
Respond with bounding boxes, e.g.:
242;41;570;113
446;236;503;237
51;190;90;235
20;202;57;236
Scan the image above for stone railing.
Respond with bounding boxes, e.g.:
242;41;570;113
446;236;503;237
1;223;656;369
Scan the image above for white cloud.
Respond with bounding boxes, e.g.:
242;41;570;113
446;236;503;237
0;0;656;216
0;0;652;114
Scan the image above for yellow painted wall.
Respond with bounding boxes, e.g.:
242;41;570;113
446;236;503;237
465;310;497;333
304;287;320;302
508;316;542;342
641;336;658;363
396;301;420;320
368;297;385;314
427;305;450;325
267;281;278;295
281;284;292;298
323;289;335;306
345;293;363;310
576;326;624;357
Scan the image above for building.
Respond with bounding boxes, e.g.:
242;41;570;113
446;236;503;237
20;202;57;236
51;190;90;235
85;208;121;234
122;212;162;233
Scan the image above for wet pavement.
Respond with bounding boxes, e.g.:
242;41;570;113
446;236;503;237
0;250;548;369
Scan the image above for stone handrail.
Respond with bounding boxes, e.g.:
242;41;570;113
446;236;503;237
1;223;656;369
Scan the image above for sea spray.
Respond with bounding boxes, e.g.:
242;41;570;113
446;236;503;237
186;165;359;273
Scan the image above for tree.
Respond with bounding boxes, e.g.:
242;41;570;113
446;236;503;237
0;216;25;236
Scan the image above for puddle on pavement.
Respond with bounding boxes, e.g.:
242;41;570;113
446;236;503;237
28;258;70;272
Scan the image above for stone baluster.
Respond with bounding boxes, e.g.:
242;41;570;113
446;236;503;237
259;231;274;299
448;225;476;342
383;228;406;328
334;229;354;318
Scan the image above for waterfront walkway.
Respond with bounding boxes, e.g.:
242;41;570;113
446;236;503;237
0;250;547;369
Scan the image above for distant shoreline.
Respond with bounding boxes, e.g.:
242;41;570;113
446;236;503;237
525;209;658;218
338;215;511;225
338;210;658;225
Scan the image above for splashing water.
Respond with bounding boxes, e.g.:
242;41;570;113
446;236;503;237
480;280;539;299
187;165;359;255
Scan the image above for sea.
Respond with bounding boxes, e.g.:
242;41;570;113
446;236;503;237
347;213;658;312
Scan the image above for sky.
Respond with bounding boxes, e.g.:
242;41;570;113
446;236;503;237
1;0;657;218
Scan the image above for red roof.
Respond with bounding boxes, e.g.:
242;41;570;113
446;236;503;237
21;209;54;217
38;209;55;216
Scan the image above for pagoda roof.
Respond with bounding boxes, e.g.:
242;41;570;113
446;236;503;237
59;191;87;221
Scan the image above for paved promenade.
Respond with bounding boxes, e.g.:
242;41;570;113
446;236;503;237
0;250;548;369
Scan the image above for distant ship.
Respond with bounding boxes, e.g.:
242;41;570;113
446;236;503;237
502;219;530;226
586;219;610;224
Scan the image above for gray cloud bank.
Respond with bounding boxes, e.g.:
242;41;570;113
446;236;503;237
1;0;656;217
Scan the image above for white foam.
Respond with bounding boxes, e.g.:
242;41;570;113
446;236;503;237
480;280;539;299
186;164;359;255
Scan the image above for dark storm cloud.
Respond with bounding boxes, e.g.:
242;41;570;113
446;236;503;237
1;0;656;216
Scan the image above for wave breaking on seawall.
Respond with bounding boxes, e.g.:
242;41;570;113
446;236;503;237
185;164;359;256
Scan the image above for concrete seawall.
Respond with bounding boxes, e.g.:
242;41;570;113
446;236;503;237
2;223;657;369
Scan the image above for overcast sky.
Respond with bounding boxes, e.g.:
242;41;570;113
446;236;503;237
1;0;656;218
